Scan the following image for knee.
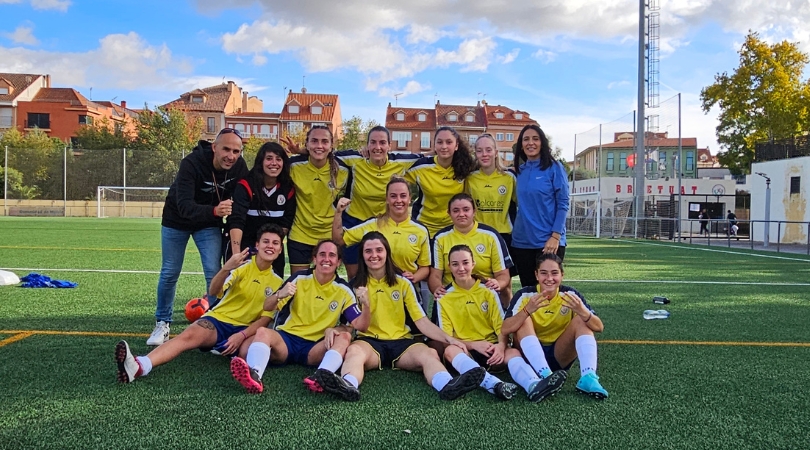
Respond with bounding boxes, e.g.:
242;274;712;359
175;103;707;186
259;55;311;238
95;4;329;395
334;331;352;345
254;327;273;343
443;345;460;361
345;343;364;360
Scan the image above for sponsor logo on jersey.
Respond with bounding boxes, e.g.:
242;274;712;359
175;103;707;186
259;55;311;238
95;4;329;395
475;244;486;254
252;279;260;284
408;234;417;244
392;290;401;301
315;295;325;301
498;185;507;195
329;301;339;312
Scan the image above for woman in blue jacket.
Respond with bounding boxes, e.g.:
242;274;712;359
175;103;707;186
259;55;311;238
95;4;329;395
511;124;569;288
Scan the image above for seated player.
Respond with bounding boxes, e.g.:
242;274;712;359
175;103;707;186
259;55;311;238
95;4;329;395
229;240;370;394
501;253;608;400
429;193;513;307
436;244;565;401
115;224;290;383
313;232;485;401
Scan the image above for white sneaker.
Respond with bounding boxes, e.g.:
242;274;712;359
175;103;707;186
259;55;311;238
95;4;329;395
115;340;141;383
146;321;170;346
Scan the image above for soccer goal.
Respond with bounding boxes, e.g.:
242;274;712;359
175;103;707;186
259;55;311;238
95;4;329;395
567;192;637;238
96;186;169;218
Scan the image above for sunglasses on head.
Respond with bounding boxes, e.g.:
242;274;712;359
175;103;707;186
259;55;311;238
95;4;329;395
217;127;243;139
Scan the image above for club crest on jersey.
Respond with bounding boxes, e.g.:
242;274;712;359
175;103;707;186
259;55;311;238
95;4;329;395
277;196;286;206
391;291;400;301
481;302;489;312
475;244;486;254
329;301;339;312
560;306;570;315
408;234;417;244
498;185;507;195
265;287;274;297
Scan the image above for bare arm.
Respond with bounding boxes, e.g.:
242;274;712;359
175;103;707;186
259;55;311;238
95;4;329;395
428;267;445;298
208;248;250;297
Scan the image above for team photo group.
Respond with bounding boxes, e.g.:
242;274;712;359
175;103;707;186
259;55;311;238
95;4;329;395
114;122;609;403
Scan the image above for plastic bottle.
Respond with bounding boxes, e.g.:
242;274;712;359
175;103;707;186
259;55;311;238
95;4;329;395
643;310;671;320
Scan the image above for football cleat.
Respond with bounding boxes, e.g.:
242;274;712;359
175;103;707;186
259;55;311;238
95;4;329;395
230;357;263;394
115;340;142;383
438;367;486;401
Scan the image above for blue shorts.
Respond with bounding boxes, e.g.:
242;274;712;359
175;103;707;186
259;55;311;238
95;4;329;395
341;212;365;265
287;239;315;266
276;329;319;366
543;341;574;372
197;316;246;354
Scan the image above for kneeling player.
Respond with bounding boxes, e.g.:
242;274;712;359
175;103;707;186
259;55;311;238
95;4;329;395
314;232;485;401
501;253;607;400
436;244;566;401
116;224;290;383
230;240;370;394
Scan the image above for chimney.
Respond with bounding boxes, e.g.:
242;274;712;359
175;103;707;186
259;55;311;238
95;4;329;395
121;100;127;109
242;92;248;112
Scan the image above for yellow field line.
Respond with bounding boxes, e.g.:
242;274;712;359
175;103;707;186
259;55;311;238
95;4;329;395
0;332;34;348
0;330;808;348
0;245;160;252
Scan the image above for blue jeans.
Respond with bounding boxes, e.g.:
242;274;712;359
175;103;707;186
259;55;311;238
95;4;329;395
155;226;222;323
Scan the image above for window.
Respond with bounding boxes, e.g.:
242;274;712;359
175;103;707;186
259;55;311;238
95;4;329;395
791;176;801;194
494;112;504;119
392;131;411;148
620;152;627;170
191;95;203;103
396;112;405;121
288;105;299;114
465;113;474;122
311;106;323;115
417;113;426;122
495;133;504;141
114;122;124;133
234;124;246;134
207;117;216;134
79;115;94;125
514;113;523;119
468;135;478;145
287;122;303;134
27;113;50;129
685;151;694;171
505;133;514;141
421;132;430;148
447;113;458;122
0;87;8;95
659;151;666;164
260;124;270;136
606;153;614;171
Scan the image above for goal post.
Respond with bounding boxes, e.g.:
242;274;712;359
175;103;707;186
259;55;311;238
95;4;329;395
568;191;601;238
97;186;169;218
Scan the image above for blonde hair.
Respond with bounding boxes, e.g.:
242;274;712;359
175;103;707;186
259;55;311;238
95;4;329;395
475;134;506;174
377;176;410;228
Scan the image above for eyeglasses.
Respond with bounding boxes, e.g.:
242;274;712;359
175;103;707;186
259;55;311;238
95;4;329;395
217;127;243;139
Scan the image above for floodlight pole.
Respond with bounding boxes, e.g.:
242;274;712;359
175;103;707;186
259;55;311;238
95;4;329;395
63;146;67;217
756;172;771;247
3;145;7;217
635;0;646;234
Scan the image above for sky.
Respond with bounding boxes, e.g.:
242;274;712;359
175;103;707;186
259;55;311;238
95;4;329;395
1;0;809;161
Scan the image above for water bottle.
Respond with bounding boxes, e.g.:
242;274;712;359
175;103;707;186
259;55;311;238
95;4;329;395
643;310;670;320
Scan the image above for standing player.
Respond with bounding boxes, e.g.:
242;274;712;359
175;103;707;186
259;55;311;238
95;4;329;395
116;224;289;383
313;232;485;401
436;244;562;401
229;240;370;394
284;126;350;275
501;253;608;399
149;128;248;346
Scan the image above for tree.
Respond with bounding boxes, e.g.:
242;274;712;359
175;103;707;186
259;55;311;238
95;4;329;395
700;31;810;174
0;128;64;199
68;118;134;199
241;135;266;170
335;116;379;150
0;166;38;199
128;106;202;187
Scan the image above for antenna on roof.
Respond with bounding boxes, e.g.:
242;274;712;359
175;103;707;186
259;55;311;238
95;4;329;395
394;92;404;106
89;87;92;100
302;75;306;90
434;93;439;104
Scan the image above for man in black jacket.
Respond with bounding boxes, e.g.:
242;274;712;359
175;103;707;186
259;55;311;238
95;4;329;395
148;128;249;346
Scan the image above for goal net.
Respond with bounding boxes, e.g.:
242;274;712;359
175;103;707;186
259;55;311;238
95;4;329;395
97;186;169;218
567;192;636;238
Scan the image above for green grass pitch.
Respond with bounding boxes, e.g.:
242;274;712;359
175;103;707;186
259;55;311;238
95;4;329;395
0;217;808;449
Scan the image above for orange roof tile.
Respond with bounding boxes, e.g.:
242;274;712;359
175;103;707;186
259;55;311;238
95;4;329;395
0;73;47;102
161;83;233;112
435;103;486;128
385;106;436;130
483;104;538;127
280;91;338;122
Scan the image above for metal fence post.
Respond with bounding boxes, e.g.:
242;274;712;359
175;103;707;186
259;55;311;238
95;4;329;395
3;145;7;217
63;146;67;217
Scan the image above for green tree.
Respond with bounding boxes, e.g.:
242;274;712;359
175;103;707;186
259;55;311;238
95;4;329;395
335;116;379;150
68;118;134;199
0;128;64;199
241;135;266;170
128;107;202;187
0;166;38;199
700;31;810;174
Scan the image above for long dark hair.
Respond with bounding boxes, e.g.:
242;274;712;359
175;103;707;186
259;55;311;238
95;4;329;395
353;232;400;288
447;244;483;283
435;126;475;180
247;142;292;212
306;125;339;189
514;124;554;173
447;192;476;213
535;252;564;273
367;125;391;144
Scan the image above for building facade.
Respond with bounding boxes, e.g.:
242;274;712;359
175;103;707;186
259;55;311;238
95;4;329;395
577;132;700;179
0;73;50;133
279;88;342;141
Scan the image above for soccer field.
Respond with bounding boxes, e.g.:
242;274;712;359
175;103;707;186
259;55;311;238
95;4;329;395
1;217;808;449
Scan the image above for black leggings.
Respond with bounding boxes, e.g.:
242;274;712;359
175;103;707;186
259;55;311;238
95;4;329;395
510;245;566;289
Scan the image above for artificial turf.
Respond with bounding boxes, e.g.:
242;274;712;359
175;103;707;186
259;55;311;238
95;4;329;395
0;217;808;449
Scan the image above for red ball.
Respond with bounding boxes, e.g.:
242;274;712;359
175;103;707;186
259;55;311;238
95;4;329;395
185;297;209;322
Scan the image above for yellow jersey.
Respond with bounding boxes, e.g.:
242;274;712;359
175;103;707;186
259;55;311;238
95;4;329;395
432;222;513;285
288;155;350;245
205;257;284;326
466;169;517;234
335;150;419;220
343;217;430;273
275;269;361;342
404;156;466;238
506;285;595;345
357;275;425;340
436;280;504;343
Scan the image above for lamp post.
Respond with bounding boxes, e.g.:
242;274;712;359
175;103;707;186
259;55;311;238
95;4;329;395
755;172;771;247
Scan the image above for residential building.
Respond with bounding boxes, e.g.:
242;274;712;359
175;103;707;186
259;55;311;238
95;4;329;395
225;112;280;141
576;132;699;179
15;88;138;143
0;73;50;132
384;100;538;158
279;88;342;140
162;81;263;141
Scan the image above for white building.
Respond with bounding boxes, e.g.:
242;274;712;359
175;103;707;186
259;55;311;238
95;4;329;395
750;156;809;244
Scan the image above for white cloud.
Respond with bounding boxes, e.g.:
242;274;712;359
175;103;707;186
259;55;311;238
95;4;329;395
498;48;519;64
30;0;70;11
532;49;557;63
3;25;38;46
378;80;430;99
406;24;444;45
607;80;631;89
251;54;267;66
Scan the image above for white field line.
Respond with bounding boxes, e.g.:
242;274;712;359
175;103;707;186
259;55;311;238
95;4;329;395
585;237;810;263
3;267;809;286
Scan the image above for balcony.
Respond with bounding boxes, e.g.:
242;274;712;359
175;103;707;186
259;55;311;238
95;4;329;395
241;132;278;140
